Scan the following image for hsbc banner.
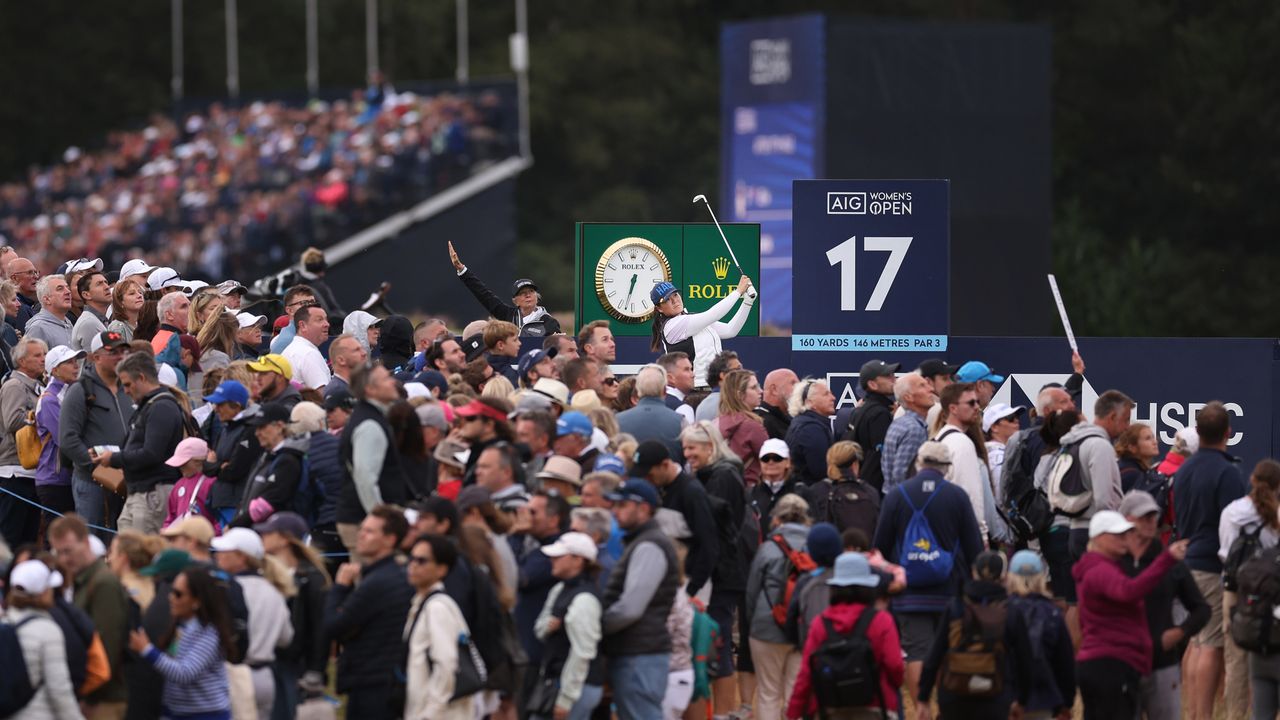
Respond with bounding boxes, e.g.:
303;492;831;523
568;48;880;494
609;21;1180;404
792;179;950;352
614;335;1280;470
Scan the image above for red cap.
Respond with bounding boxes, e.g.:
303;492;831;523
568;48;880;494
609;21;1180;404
455;400;507;423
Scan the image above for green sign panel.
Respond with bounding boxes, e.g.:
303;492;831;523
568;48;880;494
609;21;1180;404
575;223;761;337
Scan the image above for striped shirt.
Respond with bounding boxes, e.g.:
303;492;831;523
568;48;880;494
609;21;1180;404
144;618;231;715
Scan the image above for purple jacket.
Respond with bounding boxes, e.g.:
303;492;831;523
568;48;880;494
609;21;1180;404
36;379;72;486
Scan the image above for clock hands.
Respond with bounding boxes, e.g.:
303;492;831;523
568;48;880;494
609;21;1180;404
623;273;638;308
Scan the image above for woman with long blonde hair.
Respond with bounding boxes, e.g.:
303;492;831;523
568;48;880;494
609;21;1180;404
197;312;239;372
188;293;225;338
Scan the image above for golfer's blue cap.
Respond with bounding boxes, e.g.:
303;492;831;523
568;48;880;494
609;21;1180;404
205;380;249;407
606;478;661;508
956;360;1004;385
650;281;678;306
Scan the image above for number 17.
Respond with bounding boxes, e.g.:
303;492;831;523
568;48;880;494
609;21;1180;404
826;236;913;312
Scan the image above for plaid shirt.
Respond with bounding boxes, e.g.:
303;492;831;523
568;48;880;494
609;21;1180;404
882;410;928;492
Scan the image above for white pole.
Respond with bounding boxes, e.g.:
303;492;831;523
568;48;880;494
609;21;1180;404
456;0;469;84
365;0;379;80
225;0;239;100
171;0;184;103
512;0;530;158
306;0;319;96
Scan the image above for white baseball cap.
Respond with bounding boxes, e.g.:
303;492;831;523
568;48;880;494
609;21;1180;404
1088;510;1136;539
9;560;63;595
759;438;790;460
63;258;104;274
44;345;86;375
981;402;1026;433
540;531;598;562
210;527;265;560
147;267;183;292
119;258;156;281
236;312;267;329
180;280;210;297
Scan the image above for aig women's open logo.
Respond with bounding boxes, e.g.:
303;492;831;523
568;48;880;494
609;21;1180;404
827;191;914;215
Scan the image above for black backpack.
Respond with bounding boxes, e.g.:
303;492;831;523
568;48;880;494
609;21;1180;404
809;609;884;716
1230;545;1280;654
999;428;1054;542
1132;467;1173;520
825;477;881;540
1224;523;1266;592
0;617;40;716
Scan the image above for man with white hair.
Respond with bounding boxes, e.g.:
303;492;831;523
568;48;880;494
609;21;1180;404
616;364;685;461
23;274;74;349
882;371;938;492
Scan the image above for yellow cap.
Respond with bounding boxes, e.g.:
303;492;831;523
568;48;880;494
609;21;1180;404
247;353;293;380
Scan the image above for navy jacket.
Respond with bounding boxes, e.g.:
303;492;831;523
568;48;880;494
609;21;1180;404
1172;448;1247;573
324;554;413;692
110;389;183;492
514;531;563;665
785;410;833;486
872;467;985;613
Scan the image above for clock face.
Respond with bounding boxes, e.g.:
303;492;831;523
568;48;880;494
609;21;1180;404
594;237;672;322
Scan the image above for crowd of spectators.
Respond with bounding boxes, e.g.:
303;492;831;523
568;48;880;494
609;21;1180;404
0;83;513;286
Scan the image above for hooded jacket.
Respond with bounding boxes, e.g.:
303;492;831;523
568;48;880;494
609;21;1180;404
205;405;265;511
376;315;415;371
1060;421;1123;529
719;412;767;486
745;521;809;644
1073;548;1177;675
58;364;134;471
23;308;74;349
342;311;378;353
230;434;310;528
787;601;904;718
458;268;562;337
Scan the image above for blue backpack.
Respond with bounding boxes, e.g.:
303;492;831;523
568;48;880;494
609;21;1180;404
898;485;955;587
0;617;39;716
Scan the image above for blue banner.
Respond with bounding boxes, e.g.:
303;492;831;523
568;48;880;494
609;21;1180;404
721;15;825;330
792;179;949;345
613;336;1280;472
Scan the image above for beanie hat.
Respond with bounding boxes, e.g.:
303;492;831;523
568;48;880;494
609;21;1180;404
806;522;843;568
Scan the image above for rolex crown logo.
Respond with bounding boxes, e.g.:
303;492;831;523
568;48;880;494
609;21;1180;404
712;256;731;280
629;249;638;259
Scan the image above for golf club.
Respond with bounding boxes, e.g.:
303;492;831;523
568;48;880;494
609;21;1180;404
692;193;757;299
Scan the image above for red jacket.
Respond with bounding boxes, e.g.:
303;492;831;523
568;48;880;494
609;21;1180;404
1073;549;1176;675
786;602;904;718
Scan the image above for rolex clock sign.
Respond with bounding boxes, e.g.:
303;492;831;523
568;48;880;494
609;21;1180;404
576;223;761;337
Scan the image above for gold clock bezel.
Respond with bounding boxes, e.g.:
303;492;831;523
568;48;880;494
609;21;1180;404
594;237;672;323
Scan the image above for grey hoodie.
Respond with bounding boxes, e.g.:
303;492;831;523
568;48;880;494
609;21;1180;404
23;309;74;350
745;521;810;644
1060;421;1122;529
59;364;135;470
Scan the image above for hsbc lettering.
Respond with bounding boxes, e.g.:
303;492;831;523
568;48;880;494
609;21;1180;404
1132;401;1245;446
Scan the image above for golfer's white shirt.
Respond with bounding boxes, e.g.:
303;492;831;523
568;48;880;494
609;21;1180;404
281;335;331;390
